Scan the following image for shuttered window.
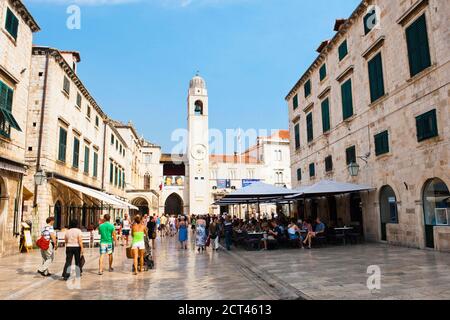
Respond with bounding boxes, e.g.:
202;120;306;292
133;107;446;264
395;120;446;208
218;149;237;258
76;93;82;108
0;81;21;137
5;8;19;40
374;130;389;156
341;79;354;120
319;64;327;81
406;14;431;77
321;98;330;133
309;163;315;178
346;146;356;165
416;109;438;142
118;168;122;187
294;123;300;149
297;168;302;181
72;137;80;168
304;80;311;98
95;116;99;127
306;112;313;143
363;7;377;35
368;52;385;103
93;152;98;178
58;127;67;162
325;155;333;172
63;76;70;94
122;171;125;189
338;40;348;61
293;94;298;110
109;162;114;183
84;146;90;174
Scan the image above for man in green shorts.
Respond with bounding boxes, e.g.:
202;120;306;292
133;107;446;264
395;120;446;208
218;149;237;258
98;214;116;275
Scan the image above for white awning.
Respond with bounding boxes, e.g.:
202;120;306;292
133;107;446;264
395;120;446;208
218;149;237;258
54;179;138;210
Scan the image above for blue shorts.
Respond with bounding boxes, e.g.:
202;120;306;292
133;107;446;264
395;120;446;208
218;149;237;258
122;229;130;236
100;243;113;255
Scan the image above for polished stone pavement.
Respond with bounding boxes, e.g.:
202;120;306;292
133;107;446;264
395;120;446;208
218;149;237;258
229;243;450;300
0;235;449;300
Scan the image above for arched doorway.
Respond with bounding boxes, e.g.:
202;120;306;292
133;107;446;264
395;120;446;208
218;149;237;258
54;201;62;230
379;185;398;241
423;178;450;248
164;193;183;216
131;197;149;217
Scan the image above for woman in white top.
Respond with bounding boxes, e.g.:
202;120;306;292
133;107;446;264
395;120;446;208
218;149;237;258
62;219;84;280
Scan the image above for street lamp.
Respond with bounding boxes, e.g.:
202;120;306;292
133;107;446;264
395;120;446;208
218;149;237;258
347;162;360;177
34;170;47;186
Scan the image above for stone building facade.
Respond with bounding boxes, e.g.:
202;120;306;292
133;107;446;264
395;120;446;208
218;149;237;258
0;0;39;256
286;0;449;251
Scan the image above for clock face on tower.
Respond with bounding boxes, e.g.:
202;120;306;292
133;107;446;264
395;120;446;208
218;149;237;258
191;144;207;161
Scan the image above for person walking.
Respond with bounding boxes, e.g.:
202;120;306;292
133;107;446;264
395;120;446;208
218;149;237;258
62;219;84;280
178;216;188;249
37;217;57;277
209;217;220;251
98;214;116;275
147;214;157;250
223;215;233;251
131;215;148;275
195;215;207;253
121;213;131;246
160;214;168;238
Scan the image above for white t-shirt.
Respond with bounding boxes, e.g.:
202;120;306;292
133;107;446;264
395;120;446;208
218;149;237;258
122;219;131;230
65;228;82;247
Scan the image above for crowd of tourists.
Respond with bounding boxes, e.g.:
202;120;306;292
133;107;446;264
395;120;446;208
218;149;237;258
35;211;330;280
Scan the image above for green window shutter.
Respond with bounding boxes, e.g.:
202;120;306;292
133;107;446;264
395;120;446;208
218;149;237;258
338;40;348;61
111;134;114;145
416;109;438;142
294;123;300;149
309;163;315;177
306;112;313;142
341;79;354;120
325;156;333;172
406;14;431;77
114;166;118;186
122;171;125;189
293;94;298;110
368;53;385;103
76;93;81;107
95;116;99;127
93;152;98;177
118;168;122;187
58;127;67;162
297;168;302;181
321;98;330;133
374;130;389;156
72;137;80;168
304;80;311;98
363;8;377;35
346;146;356;165
5;8;19;40
110;162;113;183
319;64;327;81
84;146;90;174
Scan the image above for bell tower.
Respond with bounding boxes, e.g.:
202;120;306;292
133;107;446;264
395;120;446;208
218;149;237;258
187;74;210;215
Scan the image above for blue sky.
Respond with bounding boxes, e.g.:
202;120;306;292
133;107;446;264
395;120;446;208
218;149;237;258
24;0;360;152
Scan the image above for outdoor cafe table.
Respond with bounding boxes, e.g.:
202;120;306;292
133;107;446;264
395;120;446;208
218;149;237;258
333;227;354;245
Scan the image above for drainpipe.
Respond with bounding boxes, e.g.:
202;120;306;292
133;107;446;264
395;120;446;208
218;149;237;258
33;52;50;208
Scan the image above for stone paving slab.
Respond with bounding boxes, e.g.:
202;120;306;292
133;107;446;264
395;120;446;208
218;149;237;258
229;243;450;300
0;237;278;300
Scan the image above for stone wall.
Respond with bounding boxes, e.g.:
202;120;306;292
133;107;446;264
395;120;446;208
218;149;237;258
286;0;450;250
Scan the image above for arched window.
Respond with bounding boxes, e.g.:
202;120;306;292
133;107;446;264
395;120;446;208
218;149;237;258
423;178;450;248
194;100;203;115
144;173;151;190
379;185;398;241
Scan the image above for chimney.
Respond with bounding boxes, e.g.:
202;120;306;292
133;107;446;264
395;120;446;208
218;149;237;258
60;51;81;74
334;19;347;32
